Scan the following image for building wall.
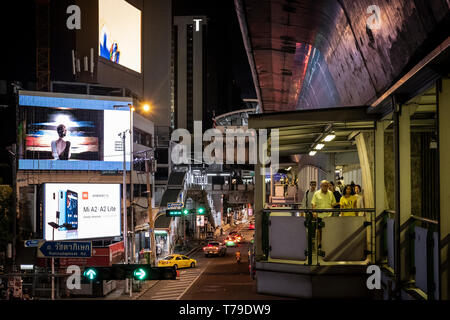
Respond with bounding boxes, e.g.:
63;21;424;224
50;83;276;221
143;0;172;127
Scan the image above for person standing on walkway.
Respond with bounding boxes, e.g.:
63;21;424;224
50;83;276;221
339;185;357;216
311;180;337;218
336;180;343;195
311;180;337;248
301;181;317;210
328;181;341;208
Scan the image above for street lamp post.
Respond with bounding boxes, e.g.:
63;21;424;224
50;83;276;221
114;104;133;295
145;155;156;267
129;104;134;298
48;221;71;300
129;104;135;264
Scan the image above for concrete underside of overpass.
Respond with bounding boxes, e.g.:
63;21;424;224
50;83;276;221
235;0;450;112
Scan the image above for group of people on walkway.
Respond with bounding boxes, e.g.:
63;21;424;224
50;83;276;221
301;179;365;217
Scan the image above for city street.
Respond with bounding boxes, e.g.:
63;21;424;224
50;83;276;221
133;223;291;300
1;0;449;305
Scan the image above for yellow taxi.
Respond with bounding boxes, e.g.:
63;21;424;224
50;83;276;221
157;254;197;270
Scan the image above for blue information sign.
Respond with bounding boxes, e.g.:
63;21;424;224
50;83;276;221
24;239;41;248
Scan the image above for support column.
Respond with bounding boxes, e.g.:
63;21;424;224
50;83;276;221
375;120;389;262
394;103;416;290
355;133;374;208
438;78;450;300
254;162;266;259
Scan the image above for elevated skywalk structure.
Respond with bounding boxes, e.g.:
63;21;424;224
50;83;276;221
249;106;378;298
237;0;450;299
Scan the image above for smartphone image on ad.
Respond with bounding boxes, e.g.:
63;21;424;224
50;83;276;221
58;190;67;231
66;190;78;230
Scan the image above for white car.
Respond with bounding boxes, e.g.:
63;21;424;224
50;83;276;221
203;241;226;257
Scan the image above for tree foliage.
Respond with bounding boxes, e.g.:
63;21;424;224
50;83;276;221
0;185;13;253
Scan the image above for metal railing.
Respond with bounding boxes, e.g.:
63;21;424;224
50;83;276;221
381;210;439;300
260;207;376;266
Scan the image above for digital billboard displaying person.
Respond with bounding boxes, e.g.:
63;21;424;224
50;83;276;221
22;107;102;161
18;96;131;170
51;124;71;160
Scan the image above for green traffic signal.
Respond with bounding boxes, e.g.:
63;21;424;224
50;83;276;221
83;268;98;280
133;267;148;280
197;207;205;214
183;209;189;215
81;265;177;281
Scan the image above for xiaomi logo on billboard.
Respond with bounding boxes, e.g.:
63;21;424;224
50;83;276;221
82;192;89;200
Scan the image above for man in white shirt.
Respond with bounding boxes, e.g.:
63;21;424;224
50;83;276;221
311;180;338;249
311;180;337;218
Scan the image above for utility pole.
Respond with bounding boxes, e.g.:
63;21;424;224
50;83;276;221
11;144;17;270
145;154;156;267
119;131;129;294
11;83;20;272
129;104;135;263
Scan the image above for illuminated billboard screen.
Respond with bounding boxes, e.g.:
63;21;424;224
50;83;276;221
18;91;131;170
43;183;121;241
99;0;141;73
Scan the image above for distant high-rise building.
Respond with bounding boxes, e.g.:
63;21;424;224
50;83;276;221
172;15;207;132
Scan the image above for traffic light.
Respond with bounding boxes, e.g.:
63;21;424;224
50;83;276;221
82;267;114;282
129;265;177;281
183;209;189;215
83;267;97;281
82;265;177;282
197;207;206;215
133;267;148;280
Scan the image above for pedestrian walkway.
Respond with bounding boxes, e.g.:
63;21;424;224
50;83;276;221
136;265;208;300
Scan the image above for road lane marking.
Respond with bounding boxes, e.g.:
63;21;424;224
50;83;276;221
176;259;212;300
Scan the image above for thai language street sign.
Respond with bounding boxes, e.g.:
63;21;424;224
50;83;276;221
37;241;92;258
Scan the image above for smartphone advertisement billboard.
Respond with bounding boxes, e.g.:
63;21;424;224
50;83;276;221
43;183;121;241
18;91;131;170
99;0;141;73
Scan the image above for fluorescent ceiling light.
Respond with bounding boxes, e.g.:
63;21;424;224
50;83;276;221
206;173;217;176
309;151;317;156
286;167;292;171
220;173;231;176
323;134;336;142
315;143;325;150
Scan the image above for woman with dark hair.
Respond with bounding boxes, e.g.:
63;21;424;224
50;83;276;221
339;185;357;216
51;124;71;160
